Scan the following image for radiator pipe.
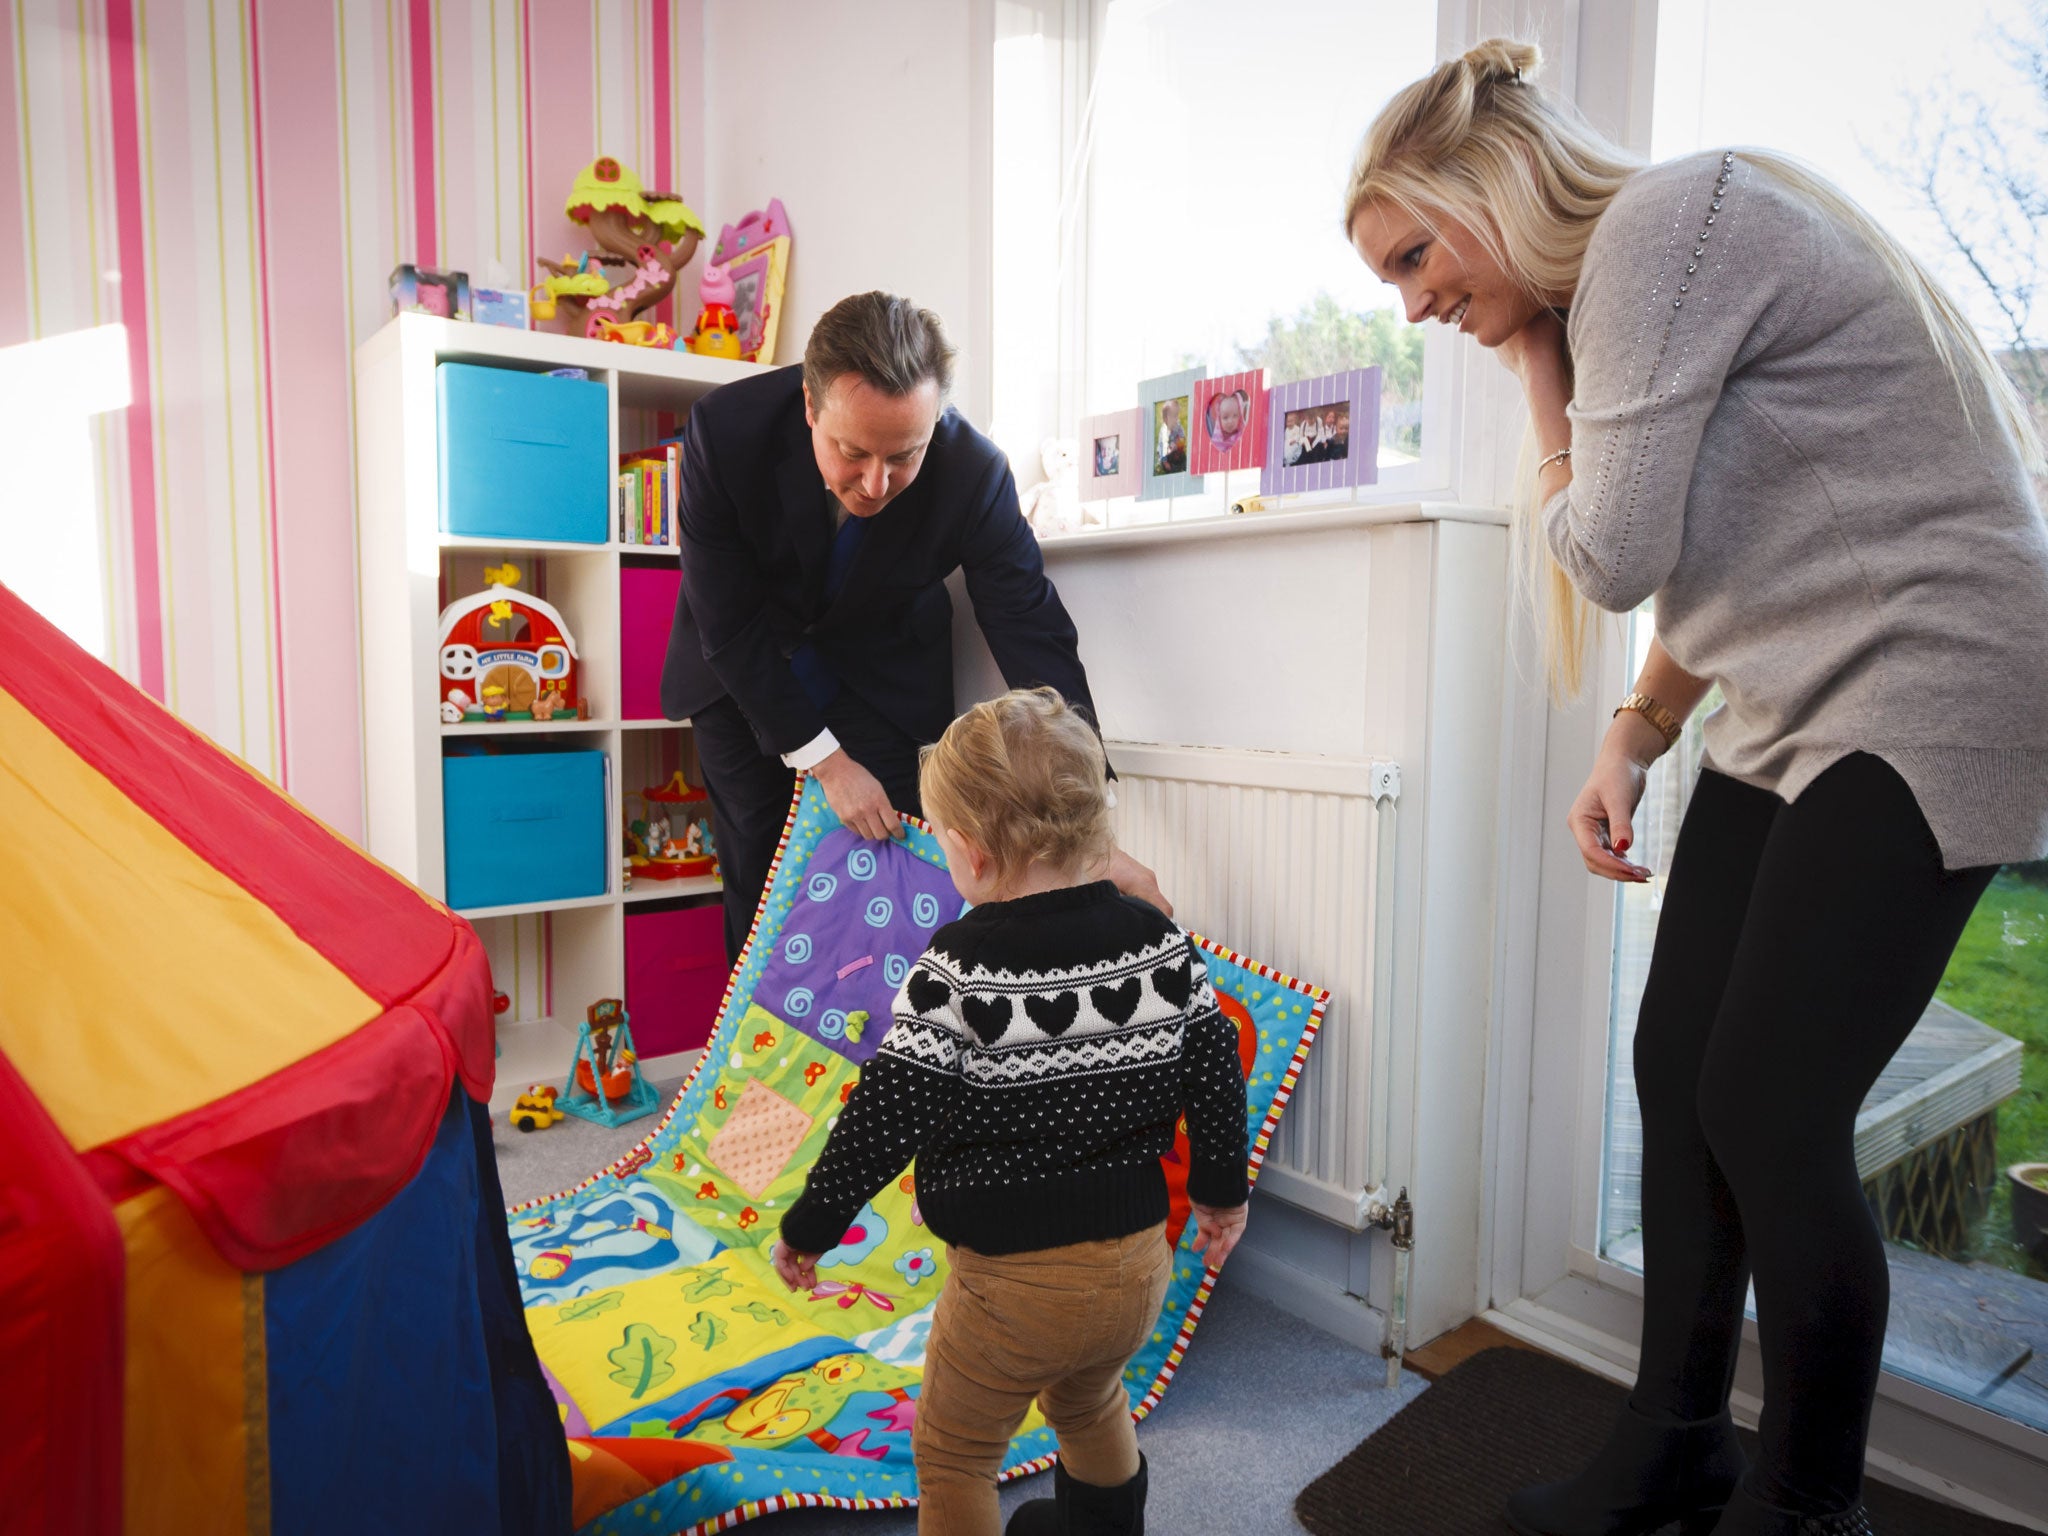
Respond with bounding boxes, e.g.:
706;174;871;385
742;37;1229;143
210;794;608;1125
1359;1184;1416;1389
1385;1188;1414;1389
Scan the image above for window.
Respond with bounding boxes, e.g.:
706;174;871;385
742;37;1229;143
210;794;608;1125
993;0;1449;524
1601;0;2048;1436
0;324;131;661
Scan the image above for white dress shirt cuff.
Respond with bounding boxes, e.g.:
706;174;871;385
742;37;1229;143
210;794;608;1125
781;728;842;773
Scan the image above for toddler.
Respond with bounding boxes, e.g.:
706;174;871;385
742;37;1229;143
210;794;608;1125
775;687;1250;1536
1155;398;1187;473
1207;389;1246;452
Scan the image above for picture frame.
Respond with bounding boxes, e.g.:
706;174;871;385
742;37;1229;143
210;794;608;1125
727;235;790;365
1188;369;1269;475
1078;408;1142;501
1138;367;1206;502
1260;367;1381;497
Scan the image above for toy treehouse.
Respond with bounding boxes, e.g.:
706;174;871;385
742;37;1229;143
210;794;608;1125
531;156;705;346
626;771;719;881
560;998;658;1128
437;564;582;723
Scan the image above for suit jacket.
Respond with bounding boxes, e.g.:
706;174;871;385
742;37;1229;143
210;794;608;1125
660;365;1098;756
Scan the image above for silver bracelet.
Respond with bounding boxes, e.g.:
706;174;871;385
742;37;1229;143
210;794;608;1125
1538;446;1572;472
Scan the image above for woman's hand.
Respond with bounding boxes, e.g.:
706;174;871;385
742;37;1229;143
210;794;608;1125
1567;712;1667;883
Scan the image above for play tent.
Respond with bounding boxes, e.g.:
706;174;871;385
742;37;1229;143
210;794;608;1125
0;583;569;1536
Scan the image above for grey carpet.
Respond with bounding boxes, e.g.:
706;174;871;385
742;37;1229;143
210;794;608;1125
762;1279;1427;1535
1295;1346;2033;1536
493;1075;688;1207
492;1104;1424;1532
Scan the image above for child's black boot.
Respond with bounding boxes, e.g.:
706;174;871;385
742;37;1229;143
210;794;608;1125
1505;1398;1744;1536
1005;1453;1147;1536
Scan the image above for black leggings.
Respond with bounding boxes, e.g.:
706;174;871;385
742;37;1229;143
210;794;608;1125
1628;753;1994;1514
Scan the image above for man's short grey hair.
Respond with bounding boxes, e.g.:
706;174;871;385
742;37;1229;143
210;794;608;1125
803;292;956;407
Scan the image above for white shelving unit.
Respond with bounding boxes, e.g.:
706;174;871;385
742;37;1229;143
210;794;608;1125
354;313;764;1106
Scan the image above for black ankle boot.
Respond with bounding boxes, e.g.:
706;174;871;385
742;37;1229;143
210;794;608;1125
1709;1482;1874;1534
1005;1454;1148;1536
1505;1398;1746;1536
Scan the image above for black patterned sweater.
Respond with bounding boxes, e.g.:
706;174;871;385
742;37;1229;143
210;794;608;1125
780;881;1250;1258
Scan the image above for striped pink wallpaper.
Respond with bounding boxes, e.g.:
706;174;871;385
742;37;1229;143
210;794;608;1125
3;0;706;841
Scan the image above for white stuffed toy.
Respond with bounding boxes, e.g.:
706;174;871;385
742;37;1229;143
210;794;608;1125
1017;437;1091;538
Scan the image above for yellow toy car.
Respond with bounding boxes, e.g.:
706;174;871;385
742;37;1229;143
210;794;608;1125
509;1084;565;1133
591;317;675;349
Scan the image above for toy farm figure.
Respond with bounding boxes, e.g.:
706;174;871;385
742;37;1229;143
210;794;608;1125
535;157;705;340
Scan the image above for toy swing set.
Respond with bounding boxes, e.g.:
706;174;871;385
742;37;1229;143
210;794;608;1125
559;998;659;1129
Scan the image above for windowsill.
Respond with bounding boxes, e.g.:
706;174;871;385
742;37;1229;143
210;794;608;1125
1034;494;1508;556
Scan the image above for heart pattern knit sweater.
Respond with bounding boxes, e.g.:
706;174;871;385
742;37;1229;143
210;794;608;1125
780;880;1250;1259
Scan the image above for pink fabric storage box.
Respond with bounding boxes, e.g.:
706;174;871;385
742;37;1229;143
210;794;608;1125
626;902;728;1058
620;565;684;720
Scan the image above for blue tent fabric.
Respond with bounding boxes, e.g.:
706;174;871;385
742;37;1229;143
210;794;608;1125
468;1093;576;1535
266;1086;571;1535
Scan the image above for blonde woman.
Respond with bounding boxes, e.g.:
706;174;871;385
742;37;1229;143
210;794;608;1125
1348;38;2047;1536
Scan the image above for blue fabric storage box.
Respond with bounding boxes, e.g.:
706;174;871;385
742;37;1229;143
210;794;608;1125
438;362;609;543
442;749;607;910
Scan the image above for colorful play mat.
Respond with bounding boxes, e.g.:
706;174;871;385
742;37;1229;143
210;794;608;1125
510;778;1329;1534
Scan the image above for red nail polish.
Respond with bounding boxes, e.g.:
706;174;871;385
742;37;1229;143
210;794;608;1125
1615;838;1630;853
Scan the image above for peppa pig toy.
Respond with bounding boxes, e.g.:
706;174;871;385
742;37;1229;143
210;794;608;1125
686;261;743;359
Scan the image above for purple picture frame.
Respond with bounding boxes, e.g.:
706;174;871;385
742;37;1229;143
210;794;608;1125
1078;408;1142;501
1259;367;1382;497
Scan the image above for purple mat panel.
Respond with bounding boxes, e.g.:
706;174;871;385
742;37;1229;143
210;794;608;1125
749;828;969;1065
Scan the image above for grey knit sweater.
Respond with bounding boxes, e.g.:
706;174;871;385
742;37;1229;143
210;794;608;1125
1546;150;2048;869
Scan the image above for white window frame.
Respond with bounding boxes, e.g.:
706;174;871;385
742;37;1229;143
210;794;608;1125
989;0;1508;519
1478;2;2048;1522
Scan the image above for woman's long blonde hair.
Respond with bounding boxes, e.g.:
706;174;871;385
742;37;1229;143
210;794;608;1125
1347;38;2045;698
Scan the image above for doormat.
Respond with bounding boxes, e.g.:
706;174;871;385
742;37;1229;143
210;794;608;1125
1295;1347;2032;1536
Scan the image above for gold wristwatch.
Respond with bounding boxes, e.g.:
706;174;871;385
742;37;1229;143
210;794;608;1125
1615;691;1683;749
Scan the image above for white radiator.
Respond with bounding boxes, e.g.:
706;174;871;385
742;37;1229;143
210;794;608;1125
1104;742;1402;1229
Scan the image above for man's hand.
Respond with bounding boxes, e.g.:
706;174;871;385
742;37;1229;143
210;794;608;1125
813;749;904;842
1189;1202;1247;1269
771;1240;821;1293
1105;846;1172;917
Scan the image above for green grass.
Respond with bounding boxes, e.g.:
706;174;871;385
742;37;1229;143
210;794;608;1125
1935;870;2048;1277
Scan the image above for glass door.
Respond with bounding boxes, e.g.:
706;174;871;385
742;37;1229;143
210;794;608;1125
1575;0;2048;1439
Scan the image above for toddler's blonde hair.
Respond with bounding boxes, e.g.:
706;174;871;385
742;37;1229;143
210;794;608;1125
920;688;1113;882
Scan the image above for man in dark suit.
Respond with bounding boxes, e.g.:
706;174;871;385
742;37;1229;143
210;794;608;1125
662;291;1166;959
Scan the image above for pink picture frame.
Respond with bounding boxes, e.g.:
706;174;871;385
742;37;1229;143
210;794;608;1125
726;249;774;359
1079;408;1142;500
1189;370;1268;474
